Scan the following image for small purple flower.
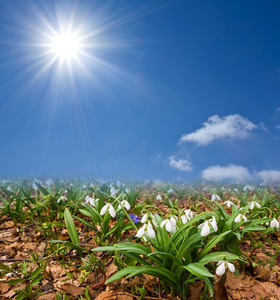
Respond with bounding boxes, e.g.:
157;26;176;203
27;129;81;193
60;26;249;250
129;213;141;224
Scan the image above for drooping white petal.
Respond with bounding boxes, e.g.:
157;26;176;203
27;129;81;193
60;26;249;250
216;262;226;276
160;220;168;228
234;214;242;223
165;220;173;233
108;204;116;218
156;195;162;200
227;262;235;273
210;217;218;232
141;214;148;223
147;222;155;238
100;204;109;216
136;225;146;238
181;215;188;224
270;218;279;228
200;221;210;237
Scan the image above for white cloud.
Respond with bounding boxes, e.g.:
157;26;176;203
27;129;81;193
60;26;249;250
179;114;257;146
277;107;280;112
276;125;280;130
201;164;251;182
259;122;269;133
257;170;280;183
169;156;193;172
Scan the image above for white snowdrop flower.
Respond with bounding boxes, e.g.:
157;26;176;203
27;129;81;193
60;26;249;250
89;182;94;188
46;179;54;186
233;188;238;193
223;200;234;208
211;194;221;201
198;217;218;237
57;196;67;203
249;201;261;210
118;200;131;210
69;183;73;187
100;203;116;218
116;180;122;187
167;189;174;194
85;196;96;207
160;216;177;233
270;218;279;229
82;185;87;189
7;186;12;191
210;216;218;232
64;190;68;194
156;194;162;200
216;260;235;276
110;187;119;197
181;209;194;224
141;213;158;227
243;185;254;192
136;221;155;239
198;221;210;237
32;179;42;190
234;213;247;223
125;188;130;194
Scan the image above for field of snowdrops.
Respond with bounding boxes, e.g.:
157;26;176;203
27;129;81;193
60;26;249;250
0;179;280;300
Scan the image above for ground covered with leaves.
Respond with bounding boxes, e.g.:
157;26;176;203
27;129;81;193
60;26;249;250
0;179;280;300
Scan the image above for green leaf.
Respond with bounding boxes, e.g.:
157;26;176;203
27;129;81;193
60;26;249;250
183;263;214;278
35;183;50;196
199;230;231;259
64;208;79;245
7;278;26;285
198;252;239;265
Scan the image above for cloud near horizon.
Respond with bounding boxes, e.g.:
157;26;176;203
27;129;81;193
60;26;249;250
179;114;257;146
201;164;251;182
257;170;280;183
169;156;193;171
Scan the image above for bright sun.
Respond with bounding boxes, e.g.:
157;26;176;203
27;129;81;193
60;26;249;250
50;30;81;61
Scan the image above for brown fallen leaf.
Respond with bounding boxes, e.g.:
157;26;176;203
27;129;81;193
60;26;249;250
60;283;84;296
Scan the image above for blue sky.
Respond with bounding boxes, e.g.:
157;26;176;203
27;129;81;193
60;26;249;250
0;0;280;182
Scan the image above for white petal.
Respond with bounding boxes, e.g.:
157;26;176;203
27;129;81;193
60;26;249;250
109;205;116;218
255;202;261;208
136;225;145;238
249;202;254;210
227;262;235;273
170;217;177;226
141;214;148;223
181;215;188;224
160;220;167;228
210;217;218;232
166;220;173;232
100;204;108;216
216;263;226;276
200;222;210;237
234;214;241;223
242;215;247;222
